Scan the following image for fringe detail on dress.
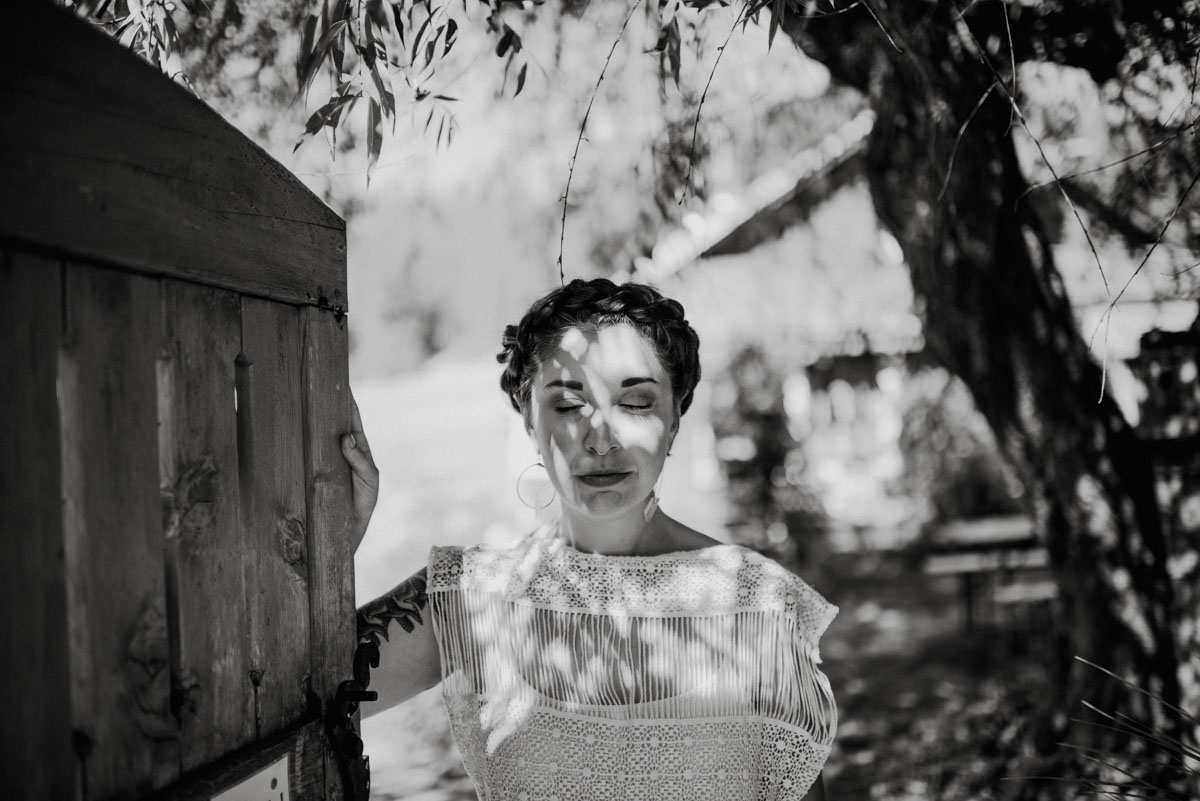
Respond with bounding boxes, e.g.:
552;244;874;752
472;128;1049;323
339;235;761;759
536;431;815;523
426;529;837;800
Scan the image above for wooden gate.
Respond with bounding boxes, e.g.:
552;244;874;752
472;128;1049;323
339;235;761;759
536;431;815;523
1;4;361;799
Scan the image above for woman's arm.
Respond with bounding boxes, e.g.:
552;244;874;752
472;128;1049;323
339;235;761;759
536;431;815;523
356;569;442;714
342;395;442;712
801;773;826;801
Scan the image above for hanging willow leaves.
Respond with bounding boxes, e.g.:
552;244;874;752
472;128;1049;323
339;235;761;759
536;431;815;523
268;0;539;177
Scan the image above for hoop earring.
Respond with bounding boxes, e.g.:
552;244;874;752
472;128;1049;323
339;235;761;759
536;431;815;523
517;463;557;510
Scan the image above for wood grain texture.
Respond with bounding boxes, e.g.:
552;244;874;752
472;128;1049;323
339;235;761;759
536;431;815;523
301;307;355;801
0;3;346;310
238;297;312;740
0;250;73;800
144;717;328;801
60;263;179;798
159;280;255;771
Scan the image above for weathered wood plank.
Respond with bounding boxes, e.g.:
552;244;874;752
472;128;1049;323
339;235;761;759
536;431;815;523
144;717;329;801
0;3;346;310
301;307;355;801
60;263;179;798
0;251;73;800
159;280;255;771
238;297;313;740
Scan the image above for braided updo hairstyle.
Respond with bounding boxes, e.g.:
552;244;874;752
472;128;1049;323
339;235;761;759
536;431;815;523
498;278;702;417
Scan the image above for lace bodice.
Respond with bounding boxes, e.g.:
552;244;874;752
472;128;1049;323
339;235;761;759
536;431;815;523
427;526;838;800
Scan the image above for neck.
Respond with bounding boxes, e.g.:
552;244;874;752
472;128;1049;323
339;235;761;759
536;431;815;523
558;497;666;556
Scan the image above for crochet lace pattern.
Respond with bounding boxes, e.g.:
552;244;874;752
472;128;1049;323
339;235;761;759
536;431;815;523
427;526;838;800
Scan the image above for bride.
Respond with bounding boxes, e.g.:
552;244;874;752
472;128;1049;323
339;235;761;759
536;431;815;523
344;278;837;800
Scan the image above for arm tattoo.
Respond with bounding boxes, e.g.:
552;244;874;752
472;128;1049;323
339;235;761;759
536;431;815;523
353;567;429;688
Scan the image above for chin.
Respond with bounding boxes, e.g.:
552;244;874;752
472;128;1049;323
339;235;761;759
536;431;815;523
571;492;635;518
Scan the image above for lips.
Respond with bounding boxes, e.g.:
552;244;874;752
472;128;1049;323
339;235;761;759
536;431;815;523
577;472;632;487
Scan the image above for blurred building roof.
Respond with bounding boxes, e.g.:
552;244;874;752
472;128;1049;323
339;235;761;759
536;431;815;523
627;109;875;284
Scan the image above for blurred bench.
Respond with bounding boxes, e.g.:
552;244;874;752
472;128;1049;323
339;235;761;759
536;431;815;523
923;515;1055;633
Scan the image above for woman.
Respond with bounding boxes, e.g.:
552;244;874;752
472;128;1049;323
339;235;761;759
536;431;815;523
344;278;837;800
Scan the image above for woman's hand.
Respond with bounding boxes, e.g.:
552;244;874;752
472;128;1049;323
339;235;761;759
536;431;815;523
341;393;378;549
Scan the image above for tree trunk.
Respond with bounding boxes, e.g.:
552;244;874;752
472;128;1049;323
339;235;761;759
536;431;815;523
785;3;1186;793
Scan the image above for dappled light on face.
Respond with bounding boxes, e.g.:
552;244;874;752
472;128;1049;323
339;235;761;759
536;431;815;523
529;324;677;521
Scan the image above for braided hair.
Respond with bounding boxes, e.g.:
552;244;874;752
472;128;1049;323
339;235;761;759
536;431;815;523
497;278;702;417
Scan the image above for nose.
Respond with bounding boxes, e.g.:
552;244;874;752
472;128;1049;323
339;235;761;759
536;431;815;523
584;411;618;455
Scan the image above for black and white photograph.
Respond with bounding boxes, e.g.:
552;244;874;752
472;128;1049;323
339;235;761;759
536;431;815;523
3;1;1199;799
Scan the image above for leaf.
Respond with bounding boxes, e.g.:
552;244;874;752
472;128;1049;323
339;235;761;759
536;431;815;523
496;27;513;58
651;29;667;54
363;10;377;55
300;12;319;56
366;98;382;176
391;4;405;40
767;0;784;50
329;95;357;129
161;12;179;50
666;19;681;87
369;60;394;118
411;14;433;64
495;24;523;58
314;19;347;59
424;38;436;69
515;62;528;97
119;19;140;48
295;93;357;151
302;94;356;135
297;13;318;86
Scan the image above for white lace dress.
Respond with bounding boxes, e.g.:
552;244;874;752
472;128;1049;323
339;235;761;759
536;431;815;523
427;525;838;801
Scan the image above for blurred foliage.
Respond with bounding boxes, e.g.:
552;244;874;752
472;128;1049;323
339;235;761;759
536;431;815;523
711;344;828;565
897;367;1026;525
67;0;1200;282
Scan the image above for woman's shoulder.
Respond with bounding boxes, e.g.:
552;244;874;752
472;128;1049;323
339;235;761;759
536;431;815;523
426;526;554;587
676;532;837;645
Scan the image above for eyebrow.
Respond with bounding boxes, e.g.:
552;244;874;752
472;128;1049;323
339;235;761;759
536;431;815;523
543;377;659;389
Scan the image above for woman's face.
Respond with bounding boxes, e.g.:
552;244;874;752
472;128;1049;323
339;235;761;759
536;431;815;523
527;322;679;521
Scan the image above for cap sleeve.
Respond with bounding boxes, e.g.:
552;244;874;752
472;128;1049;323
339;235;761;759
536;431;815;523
427;544;465;591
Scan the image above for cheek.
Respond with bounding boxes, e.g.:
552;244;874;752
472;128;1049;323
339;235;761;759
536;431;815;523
539;418;579;459
615;416;672;456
